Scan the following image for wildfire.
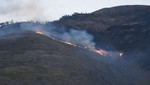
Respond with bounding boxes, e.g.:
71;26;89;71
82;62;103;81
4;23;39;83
35;30;123;57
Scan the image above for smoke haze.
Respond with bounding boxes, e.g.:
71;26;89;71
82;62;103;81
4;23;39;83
0;22;95;49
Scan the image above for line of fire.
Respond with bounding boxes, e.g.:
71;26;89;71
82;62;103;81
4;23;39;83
36;30;123;57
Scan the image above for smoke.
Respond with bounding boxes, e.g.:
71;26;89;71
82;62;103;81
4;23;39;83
60;29;95;49
0;0;44;21
27;23;96;49
0;22;95;49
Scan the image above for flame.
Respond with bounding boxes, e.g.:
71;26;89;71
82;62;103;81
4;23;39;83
120;53;123;56
92;49;107;56
62;41;77;47
36;31;43;35
35;30;123;57
92;49;123;57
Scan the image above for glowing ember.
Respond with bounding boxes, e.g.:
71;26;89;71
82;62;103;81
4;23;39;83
36;31;43;35
62;41;78;47
91;49;123;57
93;49;107;56
120;53;123;56
84;47;87;49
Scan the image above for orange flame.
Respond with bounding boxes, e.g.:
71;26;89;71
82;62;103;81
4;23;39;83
36;31;43;35
92;49;107;56
120;53;123;56
93;49;123;57
62;41;78;47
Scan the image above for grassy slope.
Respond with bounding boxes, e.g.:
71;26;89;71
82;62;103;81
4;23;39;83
0;32;129;85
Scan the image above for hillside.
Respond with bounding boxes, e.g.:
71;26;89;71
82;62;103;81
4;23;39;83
0;5;150;85
53;5;150;70
0;32;129;85
51;5;150;84
53;5;150;51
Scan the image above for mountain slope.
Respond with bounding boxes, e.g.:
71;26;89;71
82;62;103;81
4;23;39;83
53;5;150;51
52;6;150;84
53;5;150;70
0;32;129;85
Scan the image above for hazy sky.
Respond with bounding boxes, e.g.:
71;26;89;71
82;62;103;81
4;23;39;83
0;0;150;22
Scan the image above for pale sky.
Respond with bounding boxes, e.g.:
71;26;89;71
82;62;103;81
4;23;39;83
0;0;150;22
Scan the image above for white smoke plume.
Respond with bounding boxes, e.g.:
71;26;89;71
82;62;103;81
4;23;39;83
60;29;95;49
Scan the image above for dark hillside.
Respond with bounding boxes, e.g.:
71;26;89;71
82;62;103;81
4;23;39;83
0;32;129;85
